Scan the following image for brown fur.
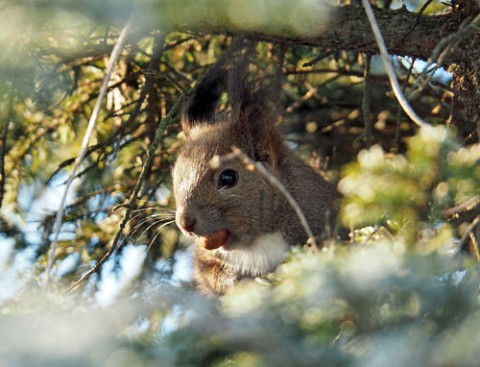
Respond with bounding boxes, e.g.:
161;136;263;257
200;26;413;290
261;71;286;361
172;42;338;296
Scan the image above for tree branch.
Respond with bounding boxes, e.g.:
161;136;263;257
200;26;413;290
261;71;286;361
361;0;430;128
0;86;13;211
183;2;478;67
43;15;134;289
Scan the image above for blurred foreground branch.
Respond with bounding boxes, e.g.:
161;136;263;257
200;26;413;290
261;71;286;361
66;95;183;294
44;15;134;289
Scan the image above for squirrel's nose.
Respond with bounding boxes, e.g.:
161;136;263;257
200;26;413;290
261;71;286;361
177;210;196;234
182;217;196;234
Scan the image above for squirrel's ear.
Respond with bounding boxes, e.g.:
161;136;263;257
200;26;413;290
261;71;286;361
181;72;225;138
226;41;282;165
236;103;282;166
182;38;247;137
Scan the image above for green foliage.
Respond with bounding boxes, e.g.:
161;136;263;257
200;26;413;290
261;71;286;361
339;126;480;243
1;1;479;366
2;3;427;280
1;246;479;367
156;247;478;367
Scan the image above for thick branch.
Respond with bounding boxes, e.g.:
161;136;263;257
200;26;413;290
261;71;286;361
182;2;478;67
19;0;479;67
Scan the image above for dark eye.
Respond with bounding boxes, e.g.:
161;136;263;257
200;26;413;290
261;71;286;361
218;169;238;189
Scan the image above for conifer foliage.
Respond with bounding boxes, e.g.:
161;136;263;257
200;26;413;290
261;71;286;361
1;1;480;365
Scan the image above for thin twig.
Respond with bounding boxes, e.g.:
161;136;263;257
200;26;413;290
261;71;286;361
64;33;170;291
431;13;480;63
402;0;435;40
44;15;134;289
211;147;320;252
468;232;480;262
362;54;373;147
459;214;480;250
0;85;13;210
65;96;183;294
302;49;334;67
409;13;480;100
361;0;431;129
442;195;480;217
394;57;415;150
58;47;168;181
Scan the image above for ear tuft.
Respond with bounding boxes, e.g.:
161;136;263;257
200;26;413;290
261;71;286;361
182;72;225;138
181;38;249;138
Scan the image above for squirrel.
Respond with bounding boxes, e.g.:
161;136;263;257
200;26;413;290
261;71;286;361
172;40;339;296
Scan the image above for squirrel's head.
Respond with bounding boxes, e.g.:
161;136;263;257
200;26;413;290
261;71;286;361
172;49;286;253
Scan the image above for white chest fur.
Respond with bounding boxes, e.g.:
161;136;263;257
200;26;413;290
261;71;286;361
215;232;289;277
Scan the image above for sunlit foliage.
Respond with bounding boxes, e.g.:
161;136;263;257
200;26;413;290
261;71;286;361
340;126;480;244
1;0;480;366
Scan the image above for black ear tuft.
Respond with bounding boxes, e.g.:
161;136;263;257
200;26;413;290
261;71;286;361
181;38;250;137
182;71;226;137
183;73;225;125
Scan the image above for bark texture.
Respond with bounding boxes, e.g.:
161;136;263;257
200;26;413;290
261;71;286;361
188;1;479;68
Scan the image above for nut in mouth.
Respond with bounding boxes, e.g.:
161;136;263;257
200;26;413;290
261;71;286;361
199;229;229;250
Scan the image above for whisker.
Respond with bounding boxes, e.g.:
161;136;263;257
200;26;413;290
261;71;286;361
158;219;175;229
137;219;173;241
130;208;158;214
129;208;176;218
128;208;176;238
130;209;163;216
145;220;175;253
136;223;159;241
127;212;149;224
129;202;170;211
149;213;176;220
146;230;163;253
130;199;164;205
128;217;153;238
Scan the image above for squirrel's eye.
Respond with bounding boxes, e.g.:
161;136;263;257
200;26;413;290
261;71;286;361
218;169;238;189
